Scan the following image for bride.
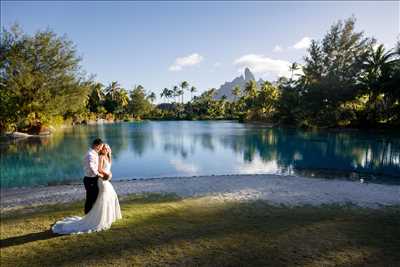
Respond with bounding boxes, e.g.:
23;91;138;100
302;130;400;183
52;144;122;234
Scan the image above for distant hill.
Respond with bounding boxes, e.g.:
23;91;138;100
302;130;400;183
214;68;264;101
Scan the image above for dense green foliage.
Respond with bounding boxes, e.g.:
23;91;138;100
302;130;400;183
0;25;91;133
128;85;152;119
1;17;399;133
276;17;400;128
226;17;399;128
153;17;399;128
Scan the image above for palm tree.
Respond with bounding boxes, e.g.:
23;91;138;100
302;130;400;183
105;81;122;100
244;80;258;98
362;45;397;96
172;86;179;103
208;88;217;99
221;94;227;104
166;88;173;103
190;86;197;101
93;82;105;101
88;82;105;112
160;88;169;103
180;81;189;104
361;44;398;123
114;88;129;115
178;89;184;104
232;85;241;102
103;81;124;114
148;92;156;103
289;62;299;81
121;89;130;106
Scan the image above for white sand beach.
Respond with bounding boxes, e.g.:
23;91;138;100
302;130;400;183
1;174;399;213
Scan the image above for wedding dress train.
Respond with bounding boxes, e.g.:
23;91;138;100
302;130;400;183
52;161;121;234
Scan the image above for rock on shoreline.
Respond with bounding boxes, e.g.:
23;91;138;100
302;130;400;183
1;174;399;213
3;119;119;140
6;131;50;139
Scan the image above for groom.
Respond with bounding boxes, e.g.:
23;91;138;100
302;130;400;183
83;138;104;214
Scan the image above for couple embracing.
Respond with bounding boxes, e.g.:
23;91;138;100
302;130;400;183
52;138;122;234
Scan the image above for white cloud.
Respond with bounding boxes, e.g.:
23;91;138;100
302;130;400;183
273;45;283;52
170;159;198;175
292;37;312;50
169;53;204;71
234;54;293;78
235;156;280;174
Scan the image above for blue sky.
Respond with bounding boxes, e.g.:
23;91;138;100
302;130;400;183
2;1;399;102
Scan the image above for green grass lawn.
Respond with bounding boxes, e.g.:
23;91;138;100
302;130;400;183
1;194;399;267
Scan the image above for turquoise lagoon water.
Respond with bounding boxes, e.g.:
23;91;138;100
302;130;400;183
1;121;399;188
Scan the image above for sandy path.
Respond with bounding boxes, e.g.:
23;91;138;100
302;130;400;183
1;174;399;212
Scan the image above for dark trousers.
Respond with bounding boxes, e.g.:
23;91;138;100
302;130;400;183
83;176;99;214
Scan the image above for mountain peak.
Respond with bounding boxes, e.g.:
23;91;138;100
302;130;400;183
244;68;255;81
214;68;261;101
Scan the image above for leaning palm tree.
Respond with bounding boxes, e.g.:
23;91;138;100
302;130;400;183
93;82;105;101
87;82;105;112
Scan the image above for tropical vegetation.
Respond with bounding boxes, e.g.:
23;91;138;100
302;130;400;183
1;17;399;134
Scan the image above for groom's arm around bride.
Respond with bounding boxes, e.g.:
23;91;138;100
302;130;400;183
83;138;104;214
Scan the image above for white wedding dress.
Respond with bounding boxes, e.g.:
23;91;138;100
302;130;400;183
52;159;122;234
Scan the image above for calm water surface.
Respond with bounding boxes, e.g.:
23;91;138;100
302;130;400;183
1;121;399;188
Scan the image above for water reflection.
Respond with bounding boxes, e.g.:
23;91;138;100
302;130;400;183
1;121;399;188
169;159;199;176
128;122;154;156
220;127;400;178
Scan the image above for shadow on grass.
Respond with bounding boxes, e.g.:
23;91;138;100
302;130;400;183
0;230;58;249
0;193;180;221
1;195;400;267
